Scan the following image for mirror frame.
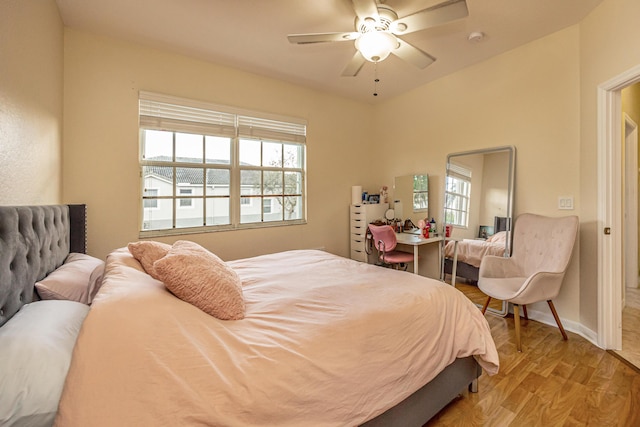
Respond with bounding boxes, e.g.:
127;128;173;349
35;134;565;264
443;145;516;316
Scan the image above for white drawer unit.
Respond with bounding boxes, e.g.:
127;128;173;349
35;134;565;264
350;203;389;263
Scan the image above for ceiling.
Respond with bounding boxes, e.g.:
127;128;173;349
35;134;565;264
55;0;604;103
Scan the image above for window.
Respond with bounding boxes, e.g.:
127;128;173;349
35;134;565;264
179;188;193;207
444;162;472;228
139;92;306;236
412;174;429;211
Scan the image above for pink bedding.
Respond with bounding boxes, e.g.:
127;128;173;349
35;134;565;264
55;249;498;426
444;235;506;268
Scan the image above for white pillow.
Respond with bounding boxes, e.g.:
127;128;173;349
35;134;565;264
35;253;105;304
0;300;89;426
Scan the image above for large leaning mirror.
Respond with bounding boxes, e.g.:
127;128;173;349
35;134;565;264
442;146;516;316
393;174;429;230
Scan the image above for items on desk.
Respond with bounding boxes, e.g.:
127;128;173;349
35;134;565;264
380;186;389;204
404;219;416;230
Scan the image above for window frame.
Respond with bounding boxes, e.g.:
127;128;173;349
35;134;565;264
444;162;472;228
412;174;429;212
138;92;307;237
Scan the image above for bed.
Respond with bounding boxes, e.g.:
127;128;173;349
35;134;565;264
443;217;510;284
0;204;96;426
1;205;499;427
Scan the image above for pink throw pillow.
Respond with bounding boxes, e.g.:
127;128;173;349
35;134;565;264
35;253;105;304
127;241;172;280
153;240;245;320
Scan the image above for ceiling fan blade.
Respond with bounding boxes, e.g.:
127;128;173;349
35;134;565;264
288;32;359;44
341;51;366;77
392;39;436;69
391;0;468;35
351;0;379;21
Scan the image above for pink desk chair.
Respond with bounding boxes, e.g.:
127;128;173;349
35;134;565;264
368;224;415;270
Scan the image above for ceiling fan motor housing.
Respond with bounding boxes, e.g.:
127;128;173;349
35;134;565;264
356;5;398;33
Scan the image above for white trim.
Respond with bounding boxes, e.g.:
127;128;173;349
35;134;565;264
522;306;599;347
597;64;640;349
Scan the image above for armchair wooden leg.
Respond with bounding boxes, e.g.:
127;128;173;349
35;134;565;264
547;300;568;341
481;297;491;314
522;304;528;320
513;304;522;352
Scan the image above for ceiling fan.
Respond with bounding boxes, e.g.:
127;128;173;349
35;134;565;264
287;0;469;77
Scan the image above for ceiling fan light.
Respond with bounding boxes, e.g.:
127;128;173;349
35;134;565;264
355;31;398;63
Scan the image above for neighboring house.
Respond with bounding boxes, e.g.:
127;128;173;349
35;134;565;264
141;161;284;230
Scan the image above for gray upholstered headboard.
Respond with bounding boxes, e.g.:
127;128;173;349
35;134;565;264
0;204;86;327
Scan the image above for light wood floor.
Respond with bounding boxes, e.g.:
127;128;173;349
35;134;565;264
455;282;504;312
614;286;640;369
424;310;640;426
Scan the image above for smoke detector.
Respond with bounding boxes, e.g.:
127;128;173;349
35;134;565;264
467;31;485;43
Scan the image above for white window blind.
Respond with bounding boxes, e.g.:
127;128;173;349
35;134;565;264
139;91;306;143
238;116;306;144
446;162;472;180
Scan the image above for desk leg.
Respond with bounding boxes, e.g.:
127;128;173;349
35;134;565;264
440;241;445;281
413;246;419;274
450;241;459;286
438;241;442;279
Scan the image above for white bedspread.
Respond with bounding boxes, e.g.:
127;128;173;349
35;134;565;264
55;249;498;427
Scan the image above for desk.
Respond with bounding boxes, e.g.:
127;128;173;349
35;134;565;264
395;233;443;275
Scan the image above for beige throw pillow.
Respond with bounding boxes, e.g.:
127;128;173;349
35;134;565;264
127;241;172;280
153;240;245;320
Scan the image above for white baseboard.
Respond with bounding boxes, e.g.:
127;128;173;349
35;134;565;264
521;306;599;348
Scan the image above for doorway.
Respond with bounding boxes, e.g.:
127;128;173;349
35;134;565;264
623;114;638;298
617;112;640;368
598;65;640;367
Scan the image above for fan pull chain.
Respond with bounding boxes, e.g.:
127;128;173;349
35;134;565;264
373;62;380;97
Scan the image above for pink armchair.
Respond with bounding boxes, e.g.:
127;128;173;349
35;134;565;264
478;213;579;352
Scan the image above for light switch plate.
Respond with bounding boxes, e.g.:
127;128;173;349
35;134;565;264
558;196;574;210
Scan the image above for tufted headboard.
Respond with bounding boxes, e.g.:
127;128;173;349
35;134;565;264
0;204;86;327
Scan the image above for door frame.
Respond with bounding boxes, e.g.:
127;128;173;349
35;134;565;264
597;64;640;349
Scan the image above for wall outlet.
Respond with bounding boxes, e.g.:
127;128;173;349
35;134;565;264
558;196;574;210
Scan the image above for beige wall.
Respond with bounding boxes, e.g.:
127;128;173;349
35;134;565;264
622;83;640;125
479;152;510;228
374;26;582;323
6;0;640;338
579;0;640;331
0;0;63;204
62;29;375;260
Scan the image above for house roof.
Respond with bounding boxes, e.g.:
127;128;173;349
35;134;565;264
143;157;261;186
